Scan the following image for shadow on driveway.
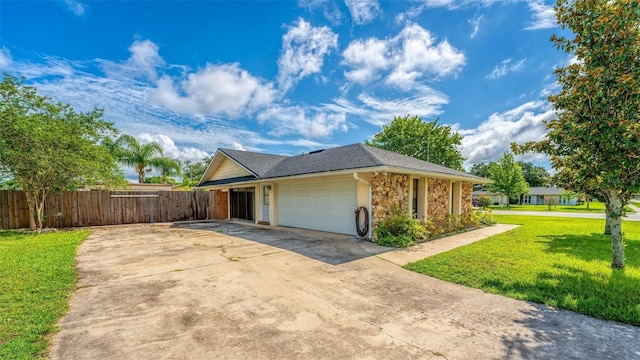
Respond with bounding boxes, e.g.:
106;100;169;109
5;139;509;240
171;220;391;265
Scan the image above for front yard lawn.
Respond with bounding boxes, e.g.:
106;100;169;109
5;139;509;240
488;201;633;213
406;215;640;326
0;230;89;359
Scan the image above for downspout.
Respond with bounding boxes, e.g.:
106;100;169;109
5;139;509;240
353;173;372;239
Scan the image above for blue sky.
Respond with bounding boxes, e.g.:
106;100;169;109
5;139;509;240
0;0;571;179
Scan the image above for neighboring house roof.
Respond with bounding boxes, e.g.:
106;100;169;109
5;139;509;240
198;143;487;187
472;190;504;196
472;187;574;196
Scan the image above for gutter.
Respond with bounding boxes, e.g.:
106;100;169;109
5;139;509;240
353;173;373;239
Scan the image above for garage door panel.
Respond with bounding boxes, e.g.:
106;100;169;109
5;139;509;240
278;179;356;235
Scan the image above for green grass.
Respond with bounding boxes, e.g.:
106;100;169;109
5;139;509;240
0;230;89;359
487;201;633;213
406;215;640;326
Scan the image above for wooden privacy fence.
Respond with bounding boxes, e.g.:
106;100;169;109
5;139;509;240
0;190;228;229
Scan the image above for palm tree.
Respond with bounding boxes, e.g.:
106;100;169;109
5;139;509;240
115;134;164;183
154;157;182;184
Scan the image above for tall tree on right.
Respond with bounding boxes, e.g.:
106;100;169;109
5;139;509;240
513;0;640;269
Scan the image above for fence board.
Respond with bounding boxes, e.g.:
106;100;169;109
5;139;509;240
0;190;228;229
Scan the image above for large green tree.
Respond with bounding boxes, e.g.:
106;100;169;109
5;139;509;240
0;75;125;230
366;115;465;170
470;162;492;179
513;0;640;268
487;153;529;206
517;161;550;187
115;134;164;183
181;155;213;188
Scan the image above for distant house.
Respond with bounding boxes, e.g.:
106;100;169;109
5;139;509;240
472;187;578;206
471;190;508;206
522;187;578;205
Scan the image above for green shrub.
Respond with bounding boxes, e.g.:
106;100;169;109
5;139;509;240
477;195;492;209
426;211;496;238
375;208;429;247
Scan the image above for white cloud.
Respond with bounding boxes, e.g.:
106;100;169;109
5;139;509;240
460;101;554;168
127;40;165;79
232;142;246;151
343;23;465;89
0;48;13;69
100;40;165;80
345;0;382;25
525;0;556;30
277;18;339;93
63;0;86;16
257;105;348;138
486;58;526;79
298;0;343;25
151;63;275;116
137;133;209;162
468;15;483;38
325;85;448;126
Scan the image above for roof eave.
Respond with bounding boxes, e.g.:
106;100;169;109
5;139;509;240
200;165;489;187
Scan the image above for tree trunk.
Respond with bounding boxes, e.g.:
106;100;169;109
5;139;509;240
604;214;611;235
606;189;625;269
35;199;45;230
25;190;46;230
25;192;37;230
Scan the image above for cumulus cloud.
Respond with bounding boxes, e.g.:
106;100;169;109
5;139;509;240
100;39;165;80
137;133;209;161
345;0;382;25
343;23;465;89
486;58;526;79
257;105;348;138
151;63;275;116
277;18;339;93
0;48;13;69
460;101;554;168
525;0;556;30
232;142;246;151
63;0;86;16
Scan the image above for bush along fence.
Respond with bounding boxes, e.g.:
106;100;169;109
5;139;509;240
0;190;228;229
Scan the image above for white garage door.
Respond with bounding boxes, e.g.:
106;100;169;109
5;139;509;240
278;178;357;235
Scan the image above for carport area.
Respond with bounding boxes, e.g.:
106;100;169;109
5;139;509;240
50;221;640;359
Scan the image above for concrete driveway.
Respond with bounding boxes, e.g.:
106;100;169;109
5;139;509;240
50;221;640;360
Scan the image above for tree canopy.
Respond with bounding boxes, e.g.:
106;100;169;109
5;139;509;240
513;0;640;268
181;155;213;189
517;161;550;188
115;134;165;184
366;115;465;170
0;74;125;229
487;153;529;204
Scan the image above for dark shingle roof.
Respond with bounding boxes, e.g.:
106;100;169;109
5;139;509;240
528;187;566;195
361;144;484;181
219;148;287;177
259;143;484;181
201;144;487;186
